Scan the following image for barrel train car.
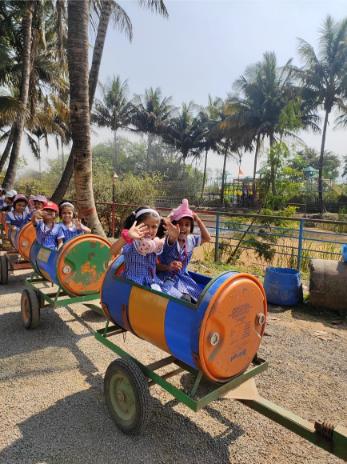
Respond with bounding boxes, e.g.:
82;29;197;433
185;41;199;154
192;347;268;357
17;233;347;458
0;220;35;284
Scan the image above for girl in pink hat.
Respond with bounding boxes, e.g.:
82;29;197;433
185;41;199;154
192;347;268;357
157;199;211;302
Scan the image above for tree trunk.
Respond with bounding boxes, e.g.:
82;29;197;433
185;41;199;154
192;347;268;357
67;0;104;235
269;133;276;196
200;148;208;200
0;124;15;173
318;110;329;215
220;144;229;206
3;3;33;189
51;0;112;201
252;133;261;196
113;129;117;172
89;0;112;109
147;133;153;170
51;146;74;203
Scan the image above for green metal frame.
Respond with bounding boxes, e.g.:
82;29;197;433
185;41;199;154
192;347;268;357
95;321;347;461
25;274;100;309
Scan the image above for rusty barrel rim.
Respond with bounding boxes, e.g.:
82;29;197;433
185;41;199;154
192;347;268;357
17;222;36;260
56;233;111;296
198;273;267;382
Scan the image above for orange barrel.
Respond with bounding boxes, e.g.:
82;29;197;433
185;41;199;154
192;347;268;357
101;256;267;383
30;234;111;296
16;222;36;260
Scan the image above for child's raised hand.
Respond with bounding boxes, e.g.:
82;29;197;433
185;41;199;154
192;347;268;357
128;221;147;240
73;218;82;229
164;218;180;242
168;260;182;273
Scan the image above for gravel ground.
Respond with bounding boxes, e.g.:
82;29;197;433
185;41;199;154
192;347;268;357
0;270;346;464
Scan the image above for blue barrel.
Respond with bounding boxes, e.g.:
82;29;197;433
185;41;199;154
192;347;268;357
264;267;302;306
101;256;267;383
342;244;347;263
30;241;59;283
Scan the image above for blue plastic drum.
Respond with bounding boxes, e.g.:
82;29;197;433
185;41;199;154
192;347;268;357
264;267;302;306
342;244;347;263
30;241;58;283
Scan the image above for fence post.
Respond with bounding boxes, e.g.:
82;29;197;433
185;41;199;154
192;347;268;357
297;219;304;271
214;213;220;262
111;202;116;238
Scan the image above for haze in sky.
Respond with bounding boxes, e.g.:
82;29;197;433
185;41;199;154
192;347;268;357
7;0;347;179
95;0;347;179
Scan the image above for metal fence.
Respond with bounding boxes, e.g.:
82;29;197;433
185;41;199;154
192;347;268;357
96;202;347;274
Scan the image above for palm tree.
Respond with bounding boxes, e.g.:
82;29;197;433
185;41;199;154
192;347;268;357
0;1;69;180
132;87;175;169
2;1;34;189
161;102;206;189
228;52;299;197
92;76;134;172
197;96;222;200
67;0;103;235
295;15;347;214
52;0;168;202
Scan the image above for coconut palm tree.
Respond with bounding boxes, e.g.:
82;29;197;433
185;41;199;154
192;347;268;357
52;0;168;202
161;102;205;160
2;1;34;189
67;0;103;235
295;15;347;213
132;87;175;169
92;76;134;172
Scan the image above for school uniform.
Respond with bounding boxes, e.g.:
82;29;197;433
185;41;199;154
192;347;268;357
158;235;202;301
122;242;163;287
59;223;83;243
6;210;31;229
34;220;64;250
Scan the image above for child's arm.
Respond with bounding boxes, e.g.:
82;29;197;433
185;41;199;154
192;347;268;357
193;213;211;244
163;218;180;245
110;221;147;256
31;210;42;226
74;218;91;233
157;260;182;273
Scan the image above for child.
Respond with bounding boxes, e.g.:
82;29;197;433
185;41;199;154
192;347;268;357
157;199;211;303
0;186;5;210
31;201;64;250
58;201;90;243
31;195;47;213
6;194;31;231
110;206;180;295
1;190;17;212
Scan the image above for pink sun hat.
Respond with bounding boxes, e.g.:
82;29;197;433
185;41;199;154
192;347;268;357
169;198;194;222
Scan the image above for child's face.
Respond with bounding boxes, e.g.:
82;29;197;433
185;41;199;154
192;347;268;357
14;201;27;213
141;216;160;239
61;207;74;224
42;210;56;222
34;201;44;210
177;217;192;239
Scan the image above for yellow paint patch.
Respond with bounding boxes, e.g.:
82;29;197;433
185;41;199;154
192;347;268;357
128;286;169;352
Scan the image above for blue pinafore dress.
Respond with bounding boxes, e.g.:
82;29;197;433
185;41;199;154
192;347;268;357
158;234;202;301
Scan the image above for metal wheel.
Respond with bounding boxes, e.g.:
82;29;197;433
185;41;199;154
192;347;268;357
0;255;8;284
104;358;151;435
21;288;41;329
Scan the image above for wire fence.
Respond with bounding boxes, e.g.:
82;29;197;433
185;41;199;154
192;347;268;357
96;202;347;275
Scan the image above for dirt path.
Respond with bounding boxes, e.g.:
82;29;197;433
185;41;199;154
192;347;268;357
0;271;346;464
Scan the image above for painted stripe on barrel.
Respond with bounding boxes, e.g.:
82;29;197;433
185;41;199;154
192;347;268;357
165;299;197;369
128;286;169;352
101;271;132;327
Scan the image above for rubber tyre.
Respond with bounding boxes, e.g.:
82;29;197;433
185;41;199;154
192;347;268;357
0;255;8;284
104;358;150;435
21;288;41;329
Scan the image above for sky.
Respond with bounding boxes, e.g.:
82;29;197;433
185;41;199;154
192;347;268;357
6;0;347;179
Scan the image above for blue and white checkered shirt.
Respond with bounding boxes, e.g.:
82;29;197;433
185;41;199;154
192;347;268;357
35;220;64;250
